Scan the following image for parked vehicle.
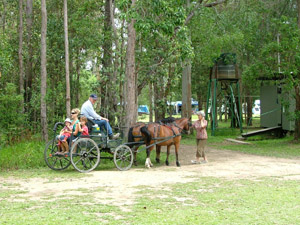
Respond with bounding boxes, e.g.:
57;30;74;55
252;100;260;115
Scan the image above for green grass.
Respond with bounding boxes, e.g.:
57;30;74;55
0;139;170;172
129;177;300;224
218;136;300;158
0;141;45;170
181;118;300;159
0;176;299;224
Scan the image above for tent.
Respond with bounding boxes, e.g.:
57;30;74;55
168;99;198;114
138;105;150;114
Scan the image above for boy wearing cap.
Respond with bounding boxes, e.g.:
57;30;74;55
81;94;120;139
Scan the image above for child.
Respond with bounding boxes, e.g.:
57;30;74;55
57;118;72;154
78;116;89;136
191;111;208;164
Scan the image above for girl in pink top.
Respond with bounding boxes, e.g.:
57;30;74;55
78;116;89;136
191;111;208;164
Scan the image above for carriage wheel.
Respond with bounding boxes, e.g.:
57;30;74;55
70;138;100;173
44;139;71;170
113;145;133;171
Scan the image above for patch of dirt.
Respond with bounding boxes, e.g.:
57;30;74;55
1;145;300;208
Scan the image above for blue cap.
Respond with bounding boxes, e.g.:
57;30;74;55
90;94;98;99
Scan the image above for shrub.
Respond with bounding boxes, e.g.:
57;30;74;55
0;83;27;145
0;140;45;170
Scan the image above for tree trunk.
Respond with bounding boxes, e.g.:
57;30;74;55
64;0;71;117
124;0;137;140
182;60;192;119
119;18;125;125
246;93;253;126
41;0;48;141
18;0;24;112
2;0;6;33
154;79;166;121
106;0;118;124
197;92;203;111
75;51;80;107
149;82;153;122
25;0;33;106
294;0;300;140
100;0;113;118
294;85;300;140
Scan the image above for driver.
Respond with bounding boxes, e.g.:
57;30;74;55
81;94;120;139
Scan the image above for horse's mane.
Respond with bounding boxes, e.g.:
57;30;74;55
157;117;176;124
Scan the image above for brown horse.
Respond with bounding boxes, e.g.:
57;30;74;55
127;117;178;166
140;117;191;168
127;122;146;166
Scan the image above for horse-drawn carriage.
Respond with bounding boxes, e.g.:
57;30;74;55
44;117;191;173
44;119;134;173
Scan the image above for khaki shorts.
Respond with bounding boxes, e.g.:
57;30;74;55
196;139;207;158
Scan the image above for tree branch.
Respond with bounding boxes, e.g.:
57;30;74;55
175;0;226;34
204;0;226;8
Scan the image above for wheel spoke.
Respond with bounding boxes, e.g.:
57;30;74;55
70;138;100;172
88;158;93;168
59;159;64;168
74;157;83;166
81;159;89;169
113;145;133;171
52;157;58;167
87;145;97;154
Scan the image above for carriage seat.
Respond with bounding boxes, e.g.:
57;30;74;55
86;118;96;133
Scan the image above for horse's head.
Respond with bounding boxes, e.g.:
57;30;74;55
174;117;191;134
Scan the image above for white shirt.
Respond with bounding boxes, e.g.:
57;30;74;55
81;100;101;120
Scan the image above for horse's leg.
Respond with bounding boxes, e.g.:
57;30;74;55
145;146;154;169
165;145;171;166
155;145;161;163
175;143;180;167
133;146;138;166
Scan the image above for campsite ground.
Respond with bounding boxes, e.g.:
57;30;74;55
1;144;300;224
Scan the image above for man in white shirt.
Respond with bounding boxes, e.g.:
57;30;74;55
81;94;120;139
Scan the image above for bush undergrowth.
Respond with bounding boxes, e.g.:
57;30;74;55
0;140;46;170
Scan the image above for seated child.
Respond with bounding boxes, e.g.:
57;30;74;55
78;116;89;136
57;118;72;154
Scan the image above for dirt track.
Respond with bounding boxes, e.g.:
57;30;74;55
1;145;300;206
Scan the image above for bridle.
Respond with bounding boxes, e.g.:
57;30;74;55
172;119;191;133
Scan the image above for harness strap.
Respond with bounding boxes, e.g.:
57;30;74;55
158;125;161;138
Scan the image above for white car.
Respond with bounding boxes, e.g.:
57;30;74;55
252;100;260;115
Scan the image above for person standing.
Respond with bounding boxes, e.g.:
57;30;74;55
81;94;119;139
191;111;208;164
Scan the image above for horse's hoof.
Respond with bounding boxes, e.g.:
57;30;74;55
165;160;169;166
156;158;160;163
176;161;181;167
134;161;138;166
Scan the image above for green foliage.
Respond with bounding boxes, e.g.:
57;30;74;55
2;0;300;144
0;140;45;170
0;83;27;145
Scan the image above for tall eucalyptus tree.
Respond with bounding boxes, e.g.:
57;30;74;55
25;0;33;106
64;0;71;117
124;0;137;139
40;0;48;141
18;0;24;112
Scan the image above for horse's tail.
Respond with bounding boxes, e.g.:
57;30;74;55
127;127;135;147
140;126;152;144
